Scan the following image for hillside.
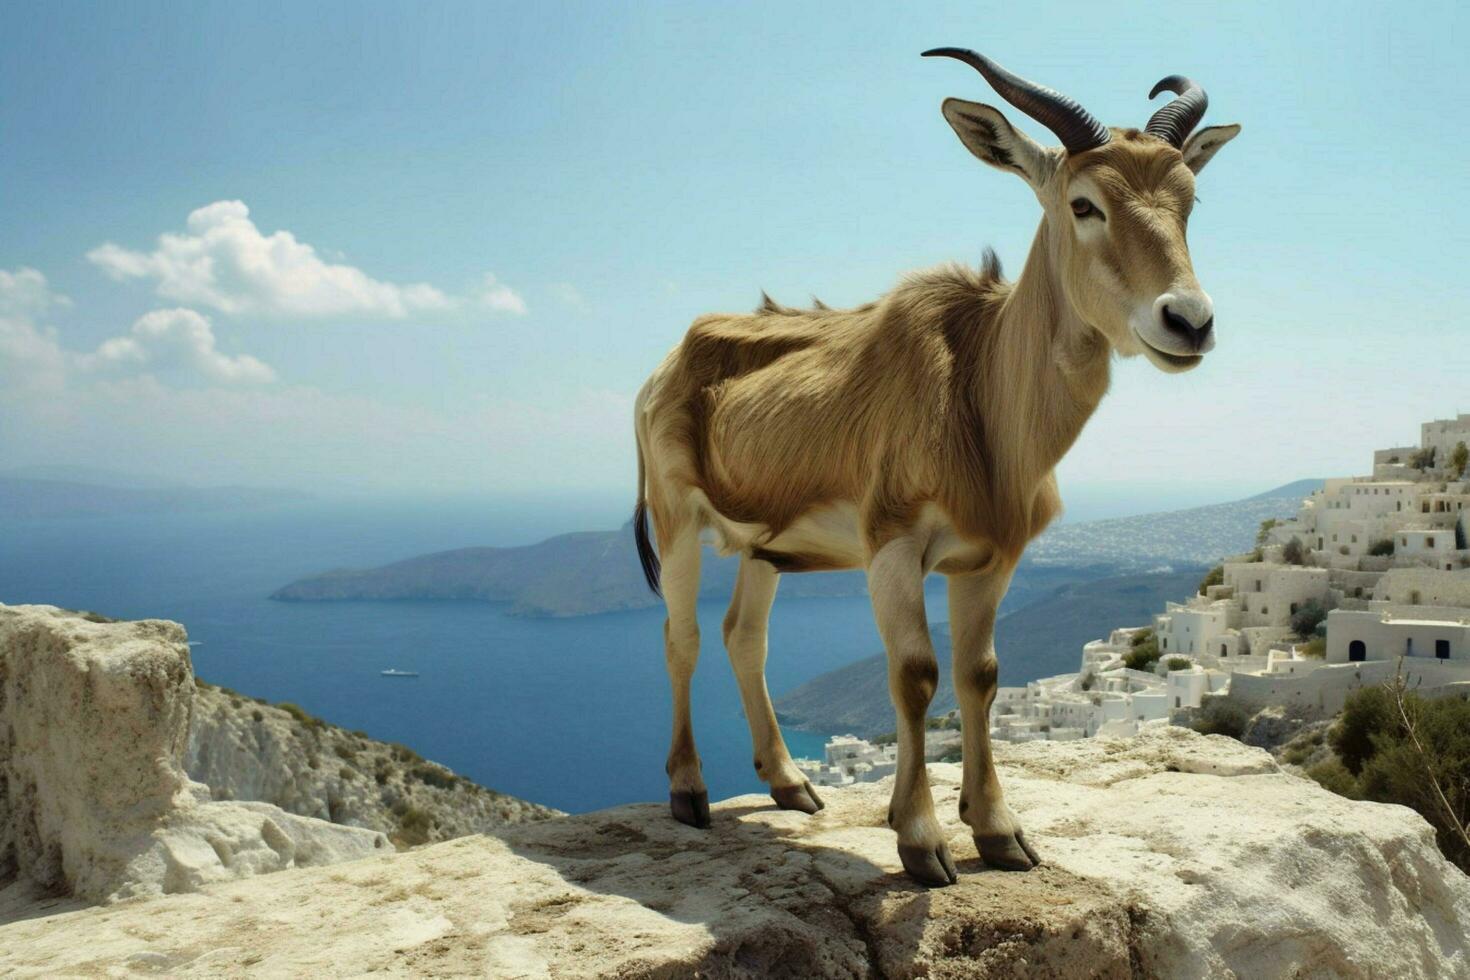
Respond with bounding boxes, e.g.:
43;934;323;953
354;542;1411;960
0;475;308;519
188;681;560;846
270;480;1312;617
773;567;1205;737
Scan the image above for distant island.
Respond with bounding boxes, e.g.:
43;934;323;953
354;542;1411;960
0;471;310;519
270;481;1315;618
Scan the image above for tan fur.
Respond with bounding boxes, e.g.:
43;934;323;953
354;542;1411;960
637;130;1202;565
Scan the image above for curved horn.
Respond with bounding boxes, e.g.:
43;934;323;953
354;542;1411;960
1145;75;1208;148
922;48;1110;155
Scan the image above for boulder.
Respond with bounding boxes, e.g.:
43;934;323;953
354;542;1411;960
3;726;1467;977
0;604;386;903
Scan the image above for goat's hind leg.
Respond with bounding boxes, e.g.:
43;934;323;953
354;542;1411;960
659;522;708;828
724;555;824;814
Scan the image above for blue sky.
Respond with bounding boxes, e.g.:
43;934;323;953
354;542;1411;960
2;1;1466;518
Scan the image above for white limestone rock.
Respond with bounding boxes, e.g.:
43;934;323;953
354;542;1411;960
0;604;386;903
3;725;1466;978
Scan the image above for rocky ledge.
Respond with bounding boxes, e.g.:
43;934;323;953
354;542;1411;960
0;605;390;905
4;725;1468;978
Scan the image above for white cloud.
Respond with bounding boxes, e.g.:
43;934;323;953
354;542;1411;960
0;266;628;494
476;273;528;315
0;266;70;316
1;266;274;391
87;308;276;385
87;201;454;318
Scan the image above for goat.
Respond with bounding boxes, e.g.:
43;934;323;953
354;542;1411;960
632;48;1239;886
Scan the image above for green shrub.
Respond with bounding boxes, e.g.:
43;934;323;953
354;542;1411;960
251;709;264;723
334;743;357;762
1327;687;1470;872
1331;686;1395;775
1282;537;1306;565
1368;538;1395;557
1123;633;1161;672
1190;698;1250;739
1198;565;1224;595
1304;757;1360;798
389;743;420;764
1282;742;1314;766
1256;519;1279;547
1290;600;1328;640
1453;441;1469;479
411;764;458;790
338;766;354;781
278;702;323;731
1165;657;1192;672
1410;446;1437;470
1300;636;1327;658
396;807;434;846
872;731;897;746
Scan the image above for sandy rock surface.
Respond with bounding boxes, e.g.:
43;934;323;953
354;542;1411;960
0;604;386;903
4;726;1467;978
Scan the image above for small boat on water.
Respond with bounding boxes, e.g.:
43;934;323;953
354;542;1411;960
380;668;420;678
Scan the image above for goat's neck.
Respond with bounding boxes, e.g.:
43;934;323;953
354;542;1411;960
982;220;1112;489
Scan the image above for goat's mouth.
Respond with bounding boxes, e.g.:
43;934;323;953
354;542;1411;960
1134;330;1204;373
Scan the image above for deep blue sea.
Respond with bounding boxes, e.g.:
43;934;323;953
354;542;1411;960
0;497;952;814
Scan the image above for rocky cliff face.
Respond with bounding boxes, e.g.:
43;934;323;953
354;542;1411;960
186;681;559;845
0;605;388;904
4;726;1467;978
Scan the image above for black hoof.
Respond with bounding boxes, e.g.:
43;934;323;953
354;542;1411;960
898;841;958;887
975;830;1041;871
771;780;825;814
670;789;710;829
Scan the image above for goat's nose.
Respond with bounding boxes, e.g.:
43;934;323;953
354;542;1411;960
1160;304;1214;352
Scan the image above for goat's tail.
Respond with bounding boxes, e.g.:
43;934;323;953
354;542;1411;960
633;427;661;596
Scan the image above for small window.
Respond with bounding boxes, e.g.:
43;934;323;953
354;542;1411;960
1427;537;1435;548
1175;697;1181;708
1437;640;1451;659
1290;603;1298;614
1220;644;1228;657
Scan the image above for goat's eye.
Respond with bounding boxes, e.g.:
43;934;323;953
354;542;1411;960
1070;197;1099;219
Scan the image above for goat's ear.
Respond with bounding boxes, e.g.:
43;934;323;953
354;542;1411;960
940;98;1056;189
1181;123;1240;175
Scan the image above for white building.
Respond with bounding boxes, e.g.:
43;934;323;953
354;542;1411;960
1326;606;1470;665
1421;415;1470;474
795;734;898;788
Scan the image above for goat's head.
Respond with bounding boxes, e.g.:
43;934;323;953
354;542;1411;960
926;49;1239;373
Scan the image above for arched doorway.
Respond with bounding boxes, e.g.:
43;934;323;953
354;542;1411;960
1348;640;1367;662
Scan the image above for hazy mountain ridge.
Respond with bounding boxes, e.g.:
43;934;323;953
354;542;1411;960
773;567;1206;738
1024;479;1321;567
270;481;1312;617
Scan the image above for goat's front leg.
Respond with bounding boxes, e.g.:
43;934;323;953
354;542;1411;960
867;536;956;887
949;566;1040;870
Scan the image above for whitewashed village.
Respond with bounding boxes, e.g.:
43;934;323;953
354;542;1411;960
798;415;1470;788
